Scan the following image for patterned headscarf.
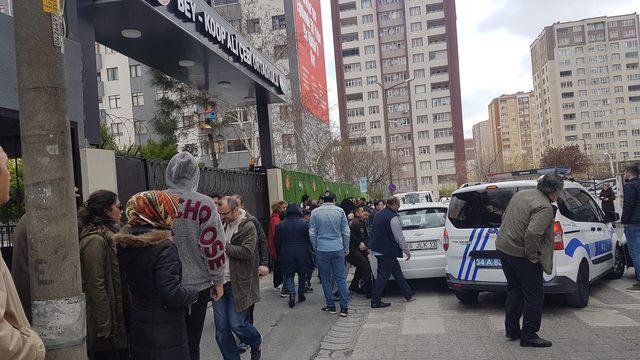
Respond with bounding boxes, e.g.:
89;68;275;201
125;190;180;229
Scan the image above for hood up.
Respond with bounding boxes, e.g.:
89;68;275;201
113;225;172;248
285;203;302;218
165;151;200;192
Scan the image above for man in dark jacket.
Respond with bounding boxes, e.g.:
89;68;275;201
347;208;373;297
216;196;263;360
496;174;563;348
622;165;640;291
369;197;413;308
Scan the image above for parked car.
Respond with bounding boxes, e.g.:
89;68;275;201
444;180;621;308
370;202;448;279
395;191;435;204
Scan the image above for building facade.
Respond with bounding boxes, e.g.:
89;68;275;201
487;91;539;172
332;0;466;194
471;119;495;179
531;13;640;167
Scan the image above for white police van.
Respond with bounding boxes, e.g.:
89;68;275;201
444;180;622;308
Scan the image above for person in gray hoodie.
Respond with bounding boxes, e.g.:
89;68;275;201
165;152;226;360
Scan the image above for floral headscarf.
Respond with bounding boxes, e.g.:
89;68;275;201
125;190;180;229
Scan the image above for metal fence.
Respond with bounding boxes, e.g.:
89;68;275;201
116;154;270;226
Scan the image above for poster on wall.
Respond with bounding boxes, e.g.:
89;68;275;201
292;0;329;124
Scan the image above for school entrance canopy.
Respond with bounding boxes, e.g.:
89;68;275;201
1;0;289;167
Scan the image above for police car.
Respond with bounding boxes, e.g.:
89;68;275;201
370;202;448;279
444;180;622;308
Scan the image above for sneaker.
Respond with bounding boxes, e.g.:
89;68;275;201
250;336;263;360
322;306;337;314
627;282;640;291
273;286;281;292
371;301;391;309
298;294;306;303
520;336;552;348
405;291;416;302
304;283;314;292
288;294;296;308
280;288;289;298
340;308;348;317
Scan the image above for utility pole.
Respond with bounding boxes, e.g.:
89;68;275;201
13;1;86;359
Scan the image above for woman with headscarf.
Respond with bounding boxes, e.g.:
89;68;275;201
115;191;199;360
275;203;314;308
78;190;128;360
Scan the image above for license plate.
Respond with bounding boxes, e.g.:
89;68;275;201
474;258;502;268
409;240;438;251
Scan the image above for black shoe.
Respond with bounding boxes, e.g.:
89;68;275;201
280;288;289;298
238;342;249;354
298;294;306;303
520;336;552;347
250;338;263;360
506;333;521;341
322;306;337;314
340;308;348;317
371;301;391;308
288;294;295;308
405;291;416;302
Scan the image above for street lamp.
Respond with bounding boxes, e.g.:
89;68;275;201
374;76;415;192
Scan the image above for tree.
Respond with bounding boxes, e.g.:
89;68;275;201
99;122;120;151
137;140;178;161
541;144;591;175
0;158;24;222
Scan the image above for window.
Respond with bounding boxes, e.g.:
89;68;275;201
411;37;424;47
416;115;428;124
382;57;407;67
371;136;382;144
557;188;603;223
282;134;294;150
415;100;428;109
409;6;421;16
432;97;450;107
383;72;408;82
129;64;142;78
380;41;406;52
363;30;374;39
564;124;576;131
370;121;380;129
433;112;451;123
364;45;376;55
436;159;455;170
410;22;422;32
417;130;429;140
378;10;404;21
414;69;426;78
429;50;447;60
362;14;373;24
348;122;366;132
365;60;376;70
97;72;102;82
419;161;431;171
342;48;360;57
342;33;359;42
447;187;534;229
344;63;361;72
368;106;379;114
390;118;411;128
345;78;362;88
246;18;260;33
418;146;430;155
380;25;405;37
106;67;118;81
110;122;122;136
134;120;147;135
108;95;121;109
272;15;286;30
131;92;144;107
434;128;453;138
347;107;365;117
414;84;426;94
412;53;424;63
227;139;248;153
367;91;379;100
421;176;433;185
274;44;288;60
435;144;454;154
366;76;378;85
361;0;372;8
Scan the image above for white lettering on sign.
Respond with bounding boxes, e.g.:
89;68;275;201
164;1;282;90
296;0;321;66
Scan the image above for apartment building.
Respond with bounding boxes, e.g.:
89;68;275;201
0;0;11;15
471;119;495;177
487;91;539;172
332;0;466;194
531;13;640;167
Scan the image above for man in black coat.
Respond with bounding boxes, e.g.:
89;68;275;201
368;197;414;308
622;165;640;291
346;208;373;298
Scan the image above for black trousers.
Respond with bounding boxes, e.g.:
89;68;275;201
346;251;373;294
371;255;412;304
272;259;284;288
185;288;211;360
498;251;544;339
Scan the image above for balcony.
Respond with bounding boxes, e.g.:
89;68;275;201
95;53;102;69
97;81;104;98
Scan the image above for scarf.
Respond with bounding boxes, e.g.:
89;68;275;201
125;190;180;229
223;208;247;242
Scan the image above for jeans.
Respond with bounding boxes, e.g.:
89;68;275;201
186;288;211;360
498;251;544;340
213;283;262;360
371;255;412;304
625;224;640;281
285;272;306;295
346;251;373;295
316;250;349;309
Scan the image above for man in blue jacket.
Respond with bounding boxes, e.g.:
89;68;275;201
310;191;351;317
369;197;414;308
622;165;640;291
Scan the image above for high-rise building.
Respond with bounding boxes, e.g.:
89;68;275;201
471;119;495;178
487;91;539;172
332;0;466;194
531;13;640;167
464;138;475;177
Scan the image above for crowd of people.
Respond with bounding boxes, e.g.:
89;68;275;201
0;148;416;360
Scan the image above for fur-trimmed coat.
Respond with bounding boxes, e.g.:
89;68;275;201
115;225;199;360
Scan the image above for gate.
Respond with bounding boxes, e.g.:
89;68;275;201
115;154;270;226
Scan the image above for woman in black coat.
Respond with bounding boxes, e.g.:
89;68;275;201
275;203;314;307
115;191;199;360
599;183;616;222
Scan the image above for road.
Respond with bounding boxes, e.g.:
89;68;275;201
200;269;640;360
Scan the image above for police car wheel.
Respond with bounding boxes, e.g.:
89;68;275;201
566;262;589;308
606;245;625;280
454;289;479;304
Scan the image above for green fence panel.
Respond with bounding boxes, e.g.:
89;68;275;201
280;169;363;204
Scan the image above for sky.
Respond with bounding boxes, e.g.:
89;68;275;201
321;0;639;137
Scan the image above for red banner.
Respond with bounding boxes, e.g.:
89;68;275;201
293;0;329;124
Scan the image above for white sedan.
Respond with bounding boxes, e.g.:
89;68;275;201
370;203;448;279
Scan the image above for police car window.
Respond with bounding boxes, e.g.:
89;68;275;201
399;208;446;229
447;187;534;229
557;188;600;223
